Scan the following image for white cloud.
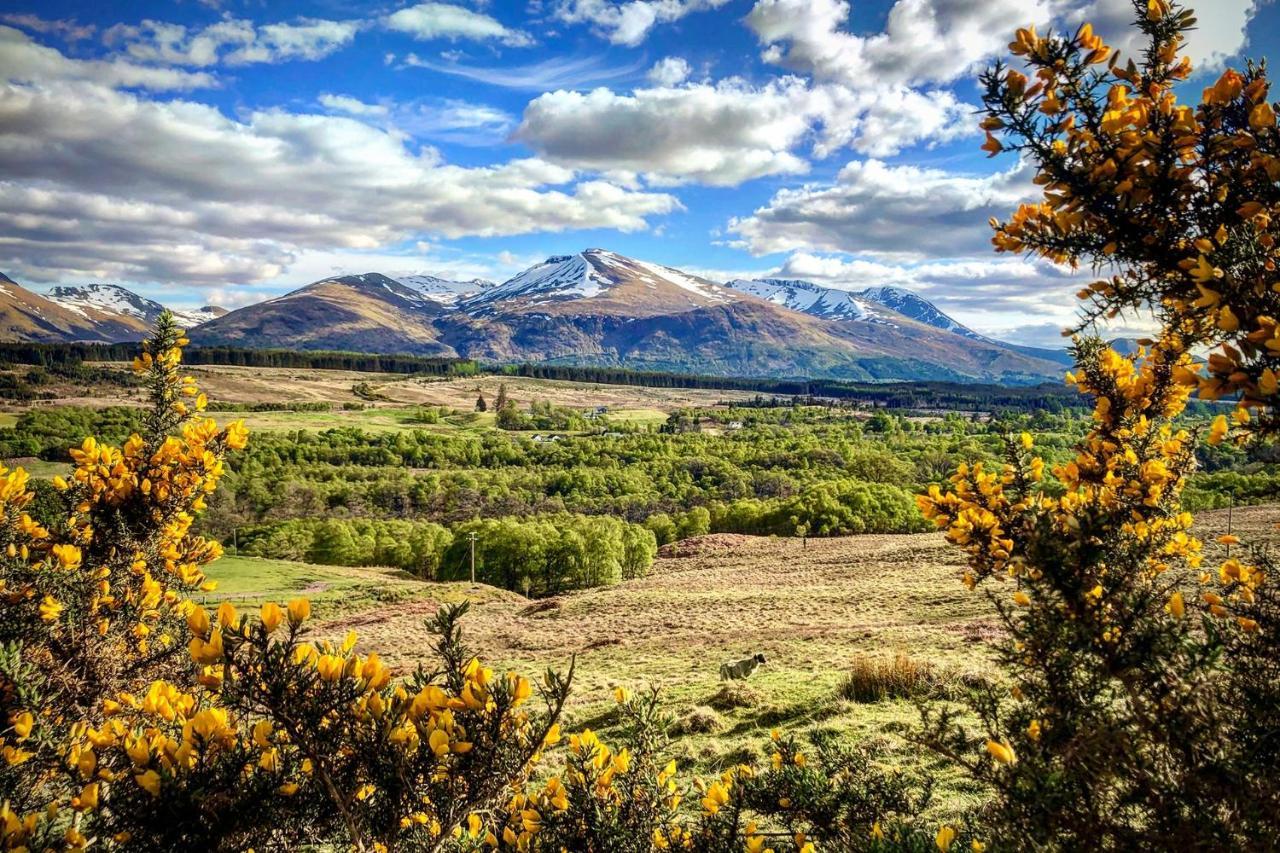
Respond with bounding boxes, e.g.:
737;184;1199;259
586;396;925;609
553;0;730;46
516;78;814;186
0;56;680;285
385;3;532;47
318;93;389;117
401;52;646;90
805;82;972;158
0;25;215;91
1062;0;1259;71
0;14;95;42
728;158;1037;258
398;99;515;145
746;0;1054;88
104;17;360;66
646;57;690;86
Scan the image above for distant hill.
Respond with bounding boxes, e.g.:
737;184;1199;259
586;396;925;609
0;274;138;342
187;273;454;355
191;249;1065;383
47;284;226;335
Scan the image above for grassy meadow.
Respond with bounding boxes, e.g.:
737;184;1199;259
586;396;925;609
194;504;1273;819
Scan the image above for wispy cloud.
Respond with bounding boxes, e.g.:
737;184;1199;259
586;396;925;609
0;13;95;42
402;52;646;90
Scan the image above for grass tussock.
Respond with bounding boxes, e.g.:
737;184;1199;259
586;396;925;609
838;652;939;703
707;682;761;711
670;706;724;735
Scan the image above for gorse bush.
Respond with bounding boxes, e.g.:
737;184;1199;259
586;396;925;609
911;1;1280;847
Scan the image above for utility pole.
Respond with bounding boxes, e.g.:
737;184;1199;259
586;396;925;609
1227;492;1235;559
468;532;477;584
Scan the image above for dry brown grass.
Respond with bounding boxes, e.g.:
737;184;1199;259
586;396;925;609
198;505;1277;814
297;530;997;741
3;363;760;412
838;652;941;703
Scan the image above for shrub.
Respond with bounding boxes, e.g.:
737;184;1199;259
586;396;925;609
908;2;1280;844
707;682;760;711
837;653;939;703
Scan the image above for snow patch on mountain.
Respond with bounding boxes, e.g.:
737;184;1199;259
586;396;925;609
171;306;228;327
48;284;153;320
628;257;732;303
725;279;886;322
462;253;612;311
855;286;988;341
396;274;494;305
48;284;227;329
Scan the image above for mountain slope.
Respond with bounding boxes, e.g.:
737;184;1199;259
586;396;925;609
462;249;735;318
0;274;144;342
854;286;988;341
187;252;1065;382
188;273;454;355
46;284;227;337
726;278;887;323
395;275;493;306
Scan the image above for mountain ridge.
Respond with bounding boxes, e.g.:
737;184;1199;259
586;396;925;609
188;251;1065;383
1;257;1068;384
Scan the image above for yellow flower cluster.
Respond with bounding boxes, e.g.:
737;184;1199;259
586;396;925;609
0;318;254;850
919;340;1205;615
986;5;1280;433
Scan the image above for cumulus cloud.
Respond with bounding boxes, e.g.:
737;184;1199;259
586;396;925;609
728;158;1038;258
553;0;730;46
516;78;816;186
104;17;360;66
0;25;215;91
385;3;532;47
0;52;679;284
746;0;1054;88
646;57;690;86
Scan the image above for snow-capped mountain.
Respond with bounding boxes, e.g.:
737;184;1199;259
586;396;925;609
171;305;229;327
395;274;494;305
460;249;734;317
724;279;993;341
48;284;157;322
854;286;988;341
725;279;887;323
46;284;228;333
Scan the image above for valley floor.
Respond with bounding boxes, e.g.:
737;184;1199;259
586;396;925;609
197;505;1279;815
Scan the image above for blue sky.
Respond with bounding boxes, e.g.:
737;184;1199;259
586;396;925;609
1;0;1275;344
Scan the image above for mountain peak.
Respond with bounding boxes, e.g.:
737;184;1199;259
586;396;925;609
395;273;494;305
853;286;987;341
459;249;734;317
48;283;161;322
726;278;883;323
